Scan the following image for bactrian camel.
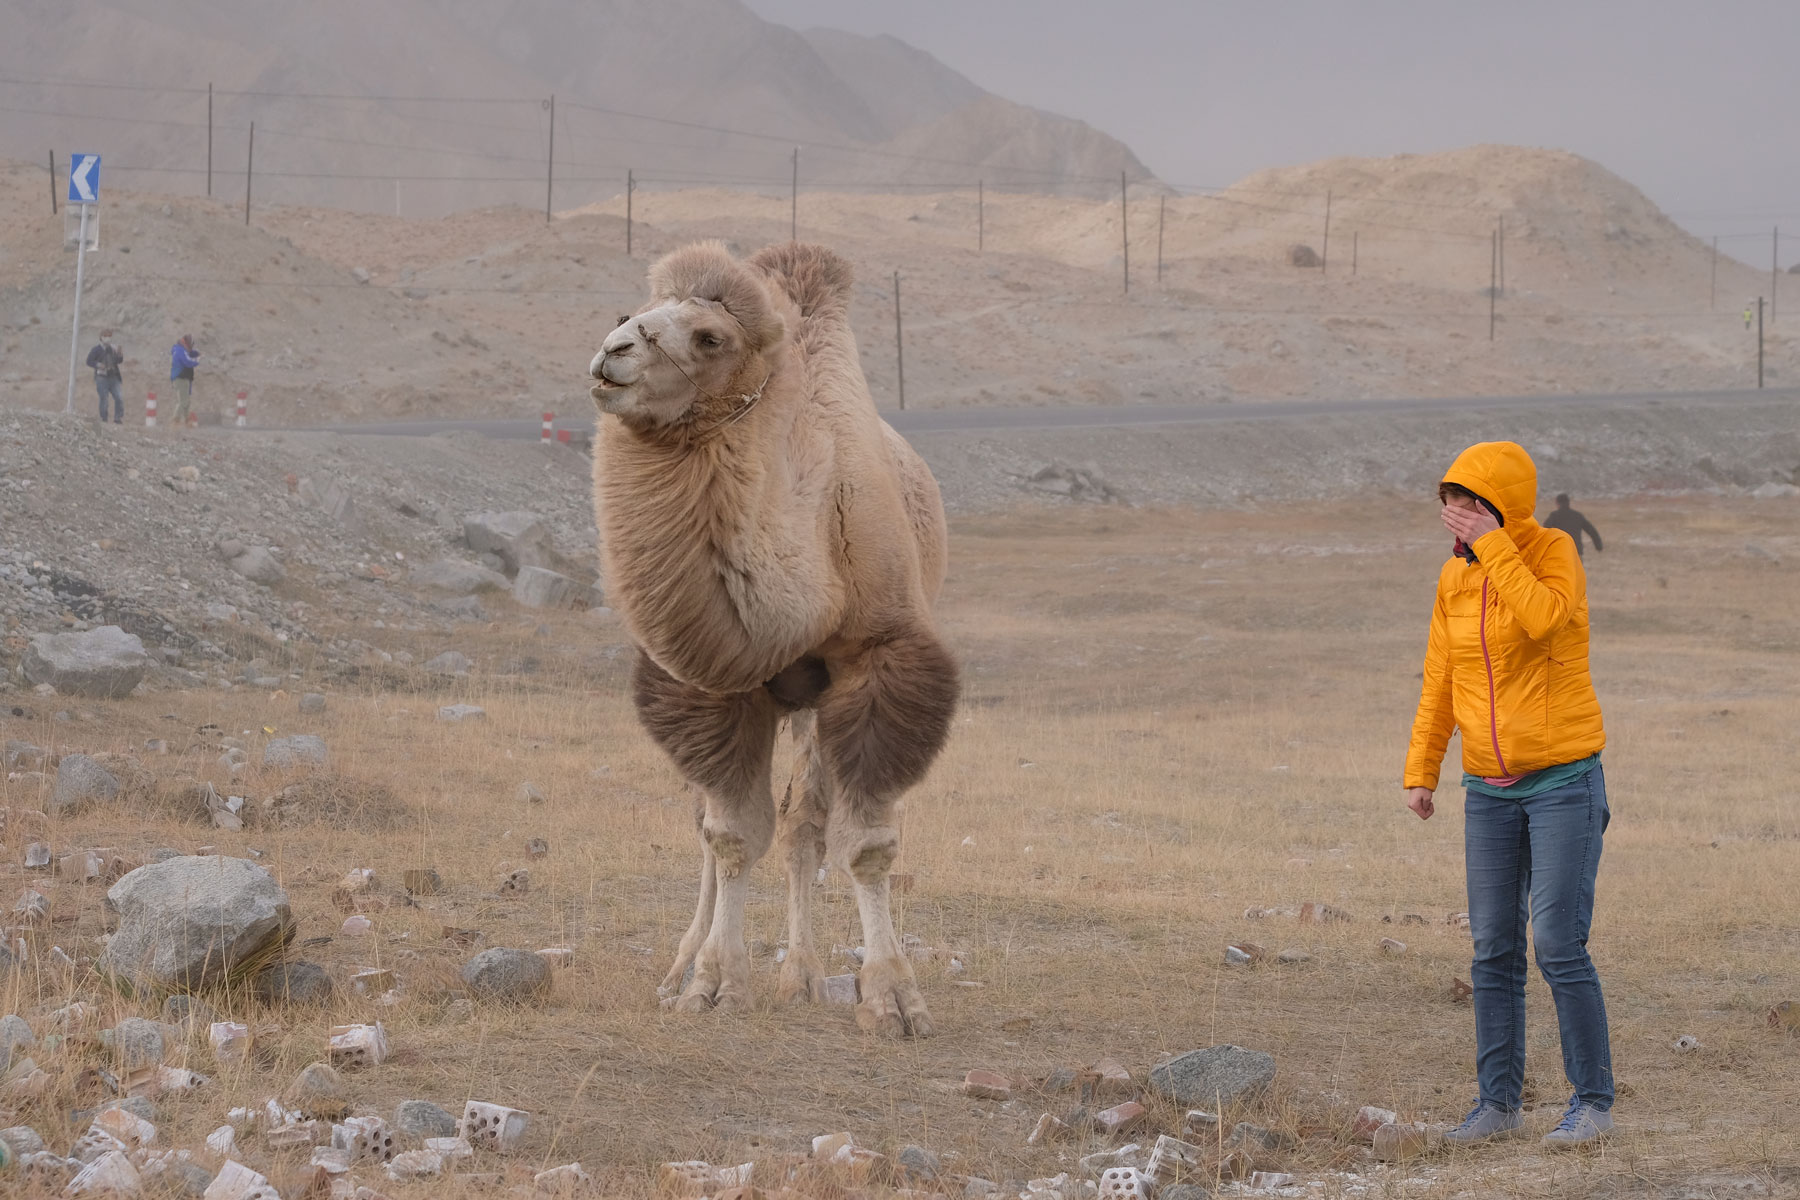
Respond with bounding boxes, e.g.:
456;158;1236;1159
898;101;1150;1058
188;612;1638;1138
587;241;959;1037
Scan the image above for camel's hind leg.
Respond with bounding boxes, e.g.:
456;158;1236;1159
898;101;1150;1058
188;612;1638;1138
633;651;780;1014
776;709;829;1004
657;828;716;999
818;626;959;1038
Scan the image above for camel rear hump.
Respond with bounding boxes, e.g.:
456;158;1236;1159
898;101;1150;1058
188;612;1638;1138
751;243;854;328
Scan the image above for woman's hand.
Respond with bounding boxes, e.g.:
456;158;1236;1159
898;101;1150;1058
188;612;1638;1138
1406;787;1435;820
1441;503;1500;545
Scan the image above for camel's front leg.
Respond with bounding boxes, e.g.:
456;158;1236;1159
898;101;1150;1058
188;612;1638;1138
777;711;829;1005
817;627;959;1038
658;836;716;999
632;651;779;1016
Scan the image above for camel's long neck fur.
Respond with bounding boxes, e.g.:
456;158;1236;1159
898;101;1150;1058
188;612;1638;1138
597;350;843;696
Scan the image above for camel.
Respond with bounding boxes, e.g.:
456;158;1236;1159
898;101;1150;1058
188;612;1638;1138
587;241;959;1037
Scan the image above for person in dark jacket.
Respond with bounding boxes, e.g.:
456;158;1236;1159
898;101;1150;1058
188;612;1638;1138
1542;494;1602;559
169;334;201;427
86;330;125;424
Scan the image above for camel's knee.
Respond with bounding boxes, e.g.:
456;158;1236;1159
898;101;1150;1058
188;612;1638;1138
633;649;778;792
818;628;959;802
827;817;900;884
764;655;831;710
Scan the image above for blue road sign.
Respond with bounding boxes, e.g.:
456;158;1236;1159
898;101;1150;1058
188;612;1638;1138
68;153;101;204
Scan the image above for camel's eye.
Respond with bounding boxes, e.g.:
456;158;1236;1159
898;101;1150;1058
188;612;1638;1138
697;332;724;349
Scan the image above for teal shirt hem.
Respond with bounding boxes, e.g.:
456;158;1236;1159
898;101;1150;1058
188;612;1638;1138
1462;753;1601;799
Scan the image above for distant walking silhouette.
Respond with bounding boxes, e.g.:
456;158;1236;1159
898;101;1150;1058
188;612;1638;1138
1543;493;1602;558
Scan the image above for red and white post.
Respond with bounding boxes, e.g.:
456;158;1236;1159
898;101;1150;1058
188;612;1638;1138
541;411;554;444
145;391;157;428
235;390;248;427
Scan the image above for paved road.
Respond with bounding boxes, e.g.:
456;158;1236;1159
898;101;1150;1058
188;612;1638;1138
293;386;1793;441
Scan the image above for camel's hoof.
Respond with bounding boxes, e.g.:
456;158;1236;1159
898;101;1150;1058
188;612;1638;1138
777;956;828;1006
672;991;717;1014
854;966;933;1038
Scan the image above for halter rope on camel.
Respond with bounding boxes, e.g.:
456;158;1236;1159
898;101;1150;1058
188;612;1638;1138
641;324;770;431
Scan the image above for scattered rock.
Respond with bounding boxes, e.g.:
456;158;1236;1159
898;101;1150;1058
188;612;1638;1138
263;735;328;769
1751;481;1800;499
286;1062;351;1119
298;693;326;714
1026;461;1123;504
1352;1105;1398;1141
403;867;443;895
21;626;150;698
1300;901;1352;923
51;754;120;816
1228;1122;1290;1152
463;512;556;575
1673;1034;1701;1052
1288;244;1322;268
518;781;546;804
253;960;335;1005
412;559;511;595
513;566;578;609
1379;937;1407;954
1275;948;1312;964
100;856;295;990
1373;1121;1443;1161
105;1017;168;1070
394;1100;459;1142
962;1070;1013;1101
1769;1000;1798;1031
461;947;552;1002
228;546;286;586
897;1145;941;1182
1148;1045;1276;1108
438;704;486;722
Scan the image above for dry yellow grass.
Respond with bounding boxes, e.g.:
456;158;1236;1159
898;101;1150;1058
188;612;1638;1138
1;495;1795;1197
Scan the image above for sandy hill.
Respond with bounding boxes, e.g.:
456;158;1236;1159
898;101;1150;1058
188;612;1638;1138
0;146;1786;426
0;0;1152;216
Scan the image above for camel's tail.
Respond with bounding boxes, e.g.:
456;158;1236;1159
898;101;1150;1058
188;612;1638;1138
750;243;854;327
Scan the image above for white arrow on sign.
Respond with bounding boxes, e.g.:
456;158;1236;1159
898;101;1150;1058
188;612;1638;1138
70;155;99;203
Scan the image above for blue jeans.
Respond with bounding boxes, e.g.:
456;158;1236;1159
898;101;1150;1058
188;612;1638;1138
1465;765;1614;1110
96;375;122;422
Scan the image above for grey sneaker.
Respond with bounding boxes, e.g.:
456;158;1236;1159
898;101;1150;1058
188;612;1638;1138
1541;1098;1613;1148
1444;1100;1526;1146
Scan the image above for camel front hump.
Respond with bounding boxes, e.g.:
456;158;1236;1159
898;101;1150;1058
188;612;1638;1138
591;240;959;1036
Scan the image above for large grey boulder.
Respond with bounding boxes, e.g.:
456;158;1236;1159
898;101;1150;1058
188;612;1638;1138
463;512;555;575
51;754;121;816
423;651;471;676
101;856;295;991
512;566;577;610
1148;1045;1276;1108
228;547;286;586
412;560;510;595
461;947;552;1002
393;1099;459;1141
21;626;150;698
263;735;328;769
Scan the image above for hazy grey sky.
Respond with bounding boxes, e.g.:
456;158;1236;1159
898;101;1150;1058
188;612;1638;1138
746;0;1799;247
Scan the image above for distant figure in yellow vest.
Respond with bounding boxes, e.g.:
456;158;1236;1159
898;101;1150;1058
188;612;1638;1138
169;334;201;427
1744;304;1754;329
1542;494;1603;559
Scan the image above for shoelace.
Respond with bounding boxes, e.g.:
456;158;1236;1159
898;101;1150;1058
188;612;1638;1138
1552;1102;1589;1133
1455;1101;1490;1131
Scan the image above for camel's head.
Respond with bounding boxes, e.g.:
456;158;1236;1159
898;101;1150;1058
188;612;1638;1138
590;242;786;431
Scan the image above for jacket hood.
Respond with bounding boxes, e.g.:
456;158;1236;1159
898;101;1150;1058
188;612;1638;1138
1442;441;1538;528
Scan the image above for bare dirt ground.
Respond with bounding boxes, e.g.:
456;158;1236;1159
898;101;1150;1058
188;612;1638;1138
4;145;1796;426
3;495;1795;1198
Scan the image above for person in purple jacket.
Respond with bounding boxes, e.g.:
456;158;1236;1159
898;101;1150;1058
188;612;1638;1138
169;334;201;427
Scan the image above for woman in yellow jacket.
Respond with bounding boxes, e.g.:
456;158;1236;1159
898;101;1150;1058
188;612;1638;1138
1405;441;1614;1149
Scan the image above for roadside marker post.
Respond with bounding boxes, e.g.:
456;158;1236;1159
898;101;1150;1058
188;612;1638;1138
236;391;248;427
541;412;554;444
62;152;101;415
145;391;157;428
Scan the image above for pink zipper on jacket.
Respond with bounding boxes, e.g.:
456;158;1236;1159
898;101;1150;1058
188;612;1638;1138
1479;577;1510;776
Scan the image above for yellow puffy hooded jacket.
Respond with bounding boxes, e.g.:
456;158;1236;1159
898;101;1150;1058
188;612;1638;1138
1404;441;1605;790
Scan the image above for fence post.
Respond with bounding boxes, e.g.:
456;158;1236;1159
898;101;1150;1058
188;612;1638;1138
626;168;634;256
545;94;555;224
791;147;800;242
146;391;157;428
1773;227;1779;325
1497;215;1505;296
541;411;554;444
1711;236;1717;311
1352;231;1358;277
207;82;213;198
1120;171;1129;296
1156;195;1165;284
1321;189;1332;274
978;179;984;253
1489;229;1497;341
49;150;57;215
235;390;247;428
1758;297;1765;387
893;271;905;410
244;121;254;225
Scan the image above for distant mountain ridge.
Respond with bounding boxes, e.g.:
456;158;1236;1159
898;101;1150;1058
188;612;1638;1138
0;0;1153;214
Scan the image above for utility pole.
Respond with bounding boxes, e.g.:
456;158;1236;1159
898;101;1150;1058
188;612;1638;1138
977;179;984;253
1498;216;1505;296
626;169;634;256
1773;226;1779;324
244;121;254;225
1489;229;1497;341
207;83;213;197
893;270;905;411
790;147;799;242
49;150;56;215
545;95;555;224
1321;189;1332;274
1758;296;1765;387
1352;231;1358;276
64;203;92;415
1710;235;1717;311
1120;170;1129;295
1156;194;1165;284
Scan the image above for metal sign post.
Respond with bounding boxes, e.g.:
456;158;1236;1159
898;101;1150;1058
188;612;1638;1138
63;153;101;416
